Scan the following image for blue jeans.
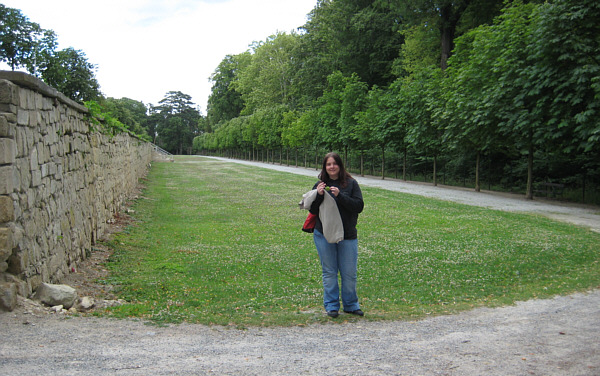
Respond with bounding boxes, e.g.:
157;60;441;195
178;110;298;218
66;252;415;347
313;229;360;312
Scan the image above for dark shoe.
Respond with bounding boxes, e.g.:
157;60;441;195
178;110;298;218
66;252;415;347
344;309;364;316
327;310;339;318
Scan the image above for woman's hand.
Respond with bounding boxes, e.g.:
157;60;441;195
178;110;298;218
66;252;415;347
317;181;327;195
317;182;339;197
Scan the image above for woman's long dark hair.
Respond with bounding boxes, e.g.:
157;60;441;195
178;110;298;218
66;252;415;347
318;152;352;188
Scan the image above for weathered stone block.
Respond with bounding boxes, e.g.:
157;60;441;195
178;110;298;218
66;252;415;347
30;170;42;187
0;114;15;138
14;128;26;158
19;87;30;110
0;137;16;164
0;282;17;311
17;109;29;126
29;147;38;171
27;274;42;295
41;163;49;178
0;227;12;261
15;158;30;191
0;195;14;223
0;79;18;106
3;274;26;296
7;247;28;275
0;165;14;194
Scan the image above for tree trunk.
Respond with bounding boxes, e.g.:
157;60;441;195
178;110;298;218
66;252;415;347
475;150;481;192
403;146;407;181
344;146;348;166
360;151;365;176
439;2;469;70
315;147;319;170
433;155;438;186
381;145;385;180
304;147;307;168
526;142;534;200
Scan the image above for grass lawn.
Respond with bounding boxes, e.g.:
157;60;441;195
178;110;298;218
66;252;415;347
97;156;600;327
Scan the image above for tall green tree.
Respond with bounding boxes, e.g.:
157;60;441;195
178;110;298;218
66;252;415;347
445;25;506;192
281;108;318;166
297;0;404;98
339;72;369;173
400;0;505;69
153;91;200;154
525;0;600;156
358;85;406;179
0;4;43;70
235;32;299;114
39;47;102;102
315;71;346;151
399;67;446;186
487;2;552;199
207;53;250;127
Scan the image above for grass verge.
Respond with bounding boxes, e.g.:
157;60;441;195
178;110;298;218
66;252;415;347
97;156;600;327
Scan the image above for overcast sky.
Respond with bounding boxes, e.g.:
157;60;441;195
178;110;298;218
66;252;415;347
2;0;317;112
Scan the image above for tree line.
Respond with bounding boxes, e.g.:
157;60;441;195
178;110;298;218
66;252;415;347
2;1;599;204
196;0;599;204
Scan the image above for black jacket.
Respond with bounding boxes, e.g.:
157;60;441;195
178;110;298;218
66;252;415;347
309;177;364;239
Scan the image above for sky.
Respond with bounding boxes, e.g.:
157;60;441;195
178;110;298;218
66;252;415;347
2;0;317;112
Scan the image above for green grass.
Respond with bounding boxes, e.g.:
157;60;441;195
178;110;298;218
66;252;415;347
98;156;600;327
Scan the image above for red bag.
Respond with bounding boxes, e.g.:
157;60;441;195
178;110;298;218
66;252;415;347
302;213;317;233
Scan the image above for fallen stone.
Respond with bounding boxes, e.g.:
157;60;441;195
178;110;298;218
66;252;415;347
0;282;17;311
76;296;95;311
34;283;77;309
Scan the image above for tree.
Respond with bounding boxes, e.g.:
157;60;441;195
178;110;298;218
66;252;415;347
299;0;405;87
400;0;505;69
358;85;406;179
153;91;201;154
26;29;58;76
316;71;346;151
40;47;102;102
339;73;369;174
525;0;600;156
0;4;43;71
398;67;446;186
1;5;102;103
281;108;318;166
445;25;506;192
235;32;299;114
101;97;149;137
485;2;552;199
394;24;440;77
207;53;250;127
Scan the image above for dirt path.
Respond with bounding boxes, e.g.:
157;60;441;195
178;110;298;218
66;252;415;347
1;157;599;375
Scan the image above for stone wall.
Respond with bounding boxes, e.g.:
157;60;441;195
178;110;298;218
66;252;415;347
0;71;152;310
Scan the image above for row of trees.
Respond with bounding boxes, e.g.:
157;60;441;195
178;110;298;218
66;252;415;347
195;0;599;203
4;2;599;202
0;4;203;152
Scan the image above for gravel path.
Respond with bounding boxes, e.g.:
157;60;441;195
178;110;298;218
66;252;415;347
1;157;599;375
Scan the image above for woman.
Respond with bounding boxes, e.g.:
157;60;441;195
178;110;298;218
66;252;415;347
309;152;364;318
